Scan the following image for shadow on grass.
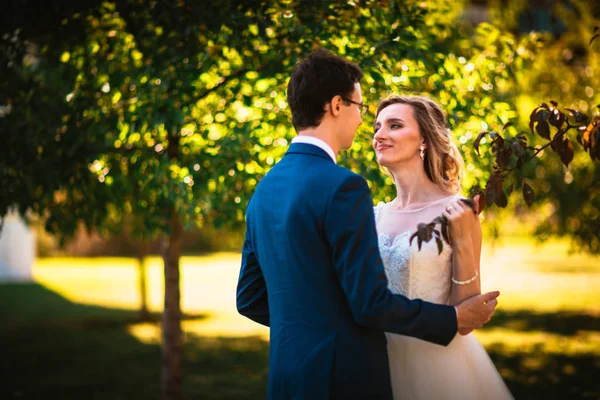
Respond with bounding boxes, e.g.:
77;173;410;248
483;309;600;336
0;282;206;329
482;308;600;399
0;283;268;400
488;346;600;400
1;283;598;399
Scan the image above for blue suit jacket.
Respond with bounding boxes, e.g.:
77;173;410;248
237;143;457;399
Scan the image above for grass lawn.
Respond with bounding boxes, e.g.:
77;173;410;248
0;240;599;399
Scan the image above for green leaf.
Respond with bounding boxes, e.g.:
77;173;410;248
370;70;384;84
511;141;522;156
502;121;514;131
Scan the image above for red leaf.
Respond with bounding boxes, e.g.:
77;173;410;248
535;120;550;140
485;187;495;207
474;131;488;156
441;218;451;245
409;231;419;246
435;237;443;255
408;231;421;250
523;182;535;207
548;109;564;129
495;190;508;208
529;107;540;133
477;192;486;213
559;138;574;167
458;197;475;212
535;109;549;122
506;183;514;195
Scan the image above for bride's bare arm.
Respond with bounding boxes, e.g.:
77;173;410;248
443;200;482;306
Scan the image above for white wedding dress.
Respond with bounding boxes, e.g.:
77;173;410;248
374;198;513;400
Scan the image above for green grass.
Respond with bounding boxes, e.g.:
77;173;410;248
0;283;268;400
1;241;599;399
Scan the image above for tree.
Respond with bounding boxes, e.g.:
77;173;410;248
480;0;600;252
341;0;600;254
1;1;450;398
402;4;600;251
410;102;600;252
3;1;598;397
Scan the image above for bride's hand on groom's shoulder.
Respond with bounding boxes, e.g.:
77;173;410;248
456;291;500;335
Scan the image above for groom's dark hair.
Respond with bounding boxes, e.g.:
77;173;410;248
287;48;363;131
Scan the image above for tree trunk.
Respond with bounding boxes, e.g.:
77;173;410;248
137;242;150;320
161;214;184;400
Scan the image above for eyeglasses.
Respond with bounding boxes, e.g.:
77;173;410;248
341;97;369;116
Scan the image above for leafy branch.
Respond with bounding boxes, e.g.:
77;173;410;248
590;26;599;46
409;197;476;254
411;25;600;253
411;102;600;253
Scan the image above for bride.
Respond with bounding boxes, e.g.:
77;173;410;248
372;95;513;399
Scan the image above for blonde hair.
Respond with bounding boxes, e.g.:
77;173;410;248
376;95;464;194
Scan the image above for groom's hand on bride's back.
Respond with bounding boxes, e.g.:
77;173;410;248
456;291;500;335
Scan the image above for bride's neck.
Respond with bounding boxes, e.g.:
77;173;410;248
389;164;446;208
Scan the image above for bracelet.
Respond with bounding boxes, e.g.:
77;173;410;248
451;271;479;285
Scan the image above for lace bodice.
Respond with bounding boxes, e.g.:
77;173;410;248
374;201;454;304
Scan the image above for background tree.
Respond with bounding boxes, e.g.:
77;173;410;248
2;1;599;398
1;1;462;398
479;0;600;252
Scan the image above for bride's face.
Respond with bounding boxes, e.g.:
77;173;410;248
372;103;424;168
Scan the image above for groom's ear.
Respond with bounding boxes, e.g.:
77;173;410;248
329;95;342;117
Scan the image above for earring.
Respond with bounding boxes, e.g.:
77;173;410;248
419;146;425;160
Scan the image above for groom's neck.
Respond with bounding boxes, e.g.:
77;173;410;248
297;125;339;156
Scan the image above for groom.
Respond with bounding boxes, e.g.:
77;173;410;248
237;49;500;399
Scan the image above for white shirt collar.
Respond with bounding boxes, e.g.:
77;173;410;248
291;136;337;164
